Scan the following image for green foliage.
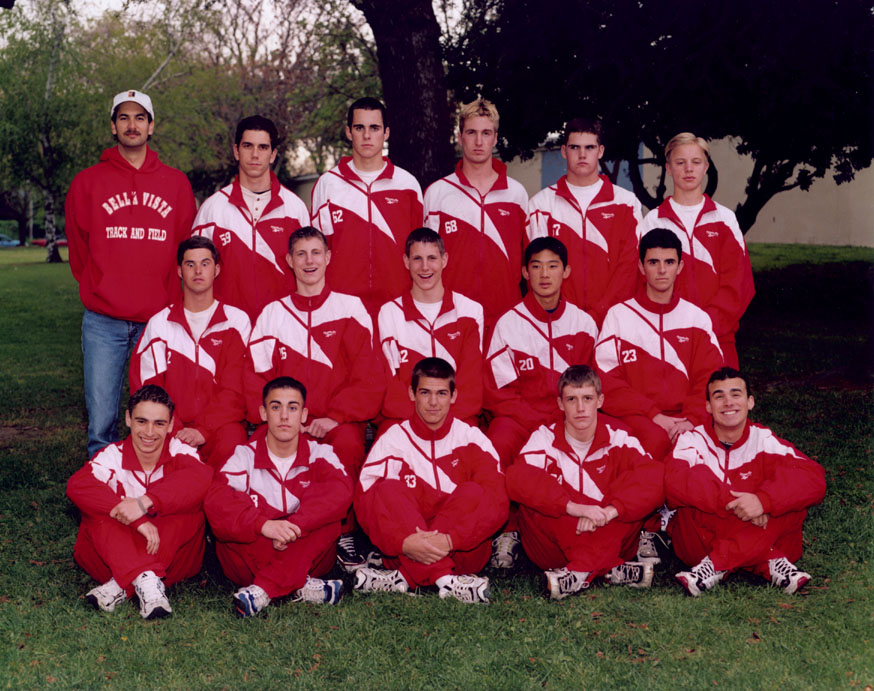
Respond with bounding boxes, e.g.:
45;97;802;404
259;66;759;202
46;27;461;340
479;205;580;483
0;244;872;688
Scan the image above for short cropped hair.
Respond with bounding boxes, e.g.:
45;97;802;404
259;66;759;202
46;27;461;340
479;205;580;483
262;376;307;405
128;384;175;417
410;357;456;394
288;226;328;253
405;227;445;256
235;115;279;149
347;97;388;128
557;365;602;397
639;228;682;263
562;117;604;146
665;132;710;162
458;98;499;132
177;236;220;265
706;367;751;400
524;236;568;268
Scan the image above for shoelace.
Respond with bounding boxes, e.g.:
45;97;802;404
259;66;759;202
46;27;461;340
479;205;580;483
695;558;717;580
771;558;794;579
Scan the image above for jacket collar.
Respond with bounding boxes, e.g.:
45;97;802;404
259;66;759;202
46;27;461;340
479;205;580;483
552;414;610;460
121;435;173;472
400;289;454;321
100;145;161;174
227;171;284;218
555;174;612;208
634;283;680;314
167;300;228;339
290;285;332;312
408;412;454;442
703;416;751;450
337;156;395;184
523;289;566;322
657;193;717;229
251;426;311;470
454;158;509;193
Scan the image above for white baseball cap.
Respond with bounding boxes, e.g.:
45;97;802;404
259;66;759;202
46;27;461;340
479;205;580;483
110;90;154;119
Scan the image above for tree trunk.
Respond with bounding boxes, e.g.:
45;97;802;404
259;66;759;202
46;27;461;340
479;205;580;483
43;191;61;263
351;0;455;189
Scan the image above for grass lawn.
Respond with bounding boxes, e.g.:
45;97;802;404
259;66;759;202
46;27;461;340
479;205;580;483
0;244;872;689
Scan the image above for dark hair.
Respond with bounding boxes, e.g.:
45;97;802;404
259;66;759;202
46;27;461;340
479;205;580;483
562;117;604;146
405;227;445;256
706;367;751;400
262;376;307;405
557;365;602;396
177;236;220;265
347;97;388;128
288;226;328;253
128;384;175;417
524;237;568;268
639;228;682;263
235;115;279;149
410;357;456;394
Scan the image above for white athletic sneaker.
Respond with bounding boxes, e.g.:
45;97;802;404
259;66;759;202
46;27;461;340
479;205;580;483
489;530;522;569
438;574;490;604
132;571;172;619
85;578;127;612
768;557;811;594
292;576;344;605
604;561;654;589
234;584;271;617
544;567;592;600
636;530;662;565
354;567;409;593
675;556;727;597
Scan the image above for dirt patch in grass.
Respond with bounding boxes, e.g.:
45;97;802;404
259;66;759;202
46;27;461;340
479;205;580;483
0;425;44;448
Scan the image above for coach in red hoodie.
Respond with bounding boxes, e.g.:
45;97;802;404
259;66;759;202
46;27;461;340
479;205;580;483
66;90;196;458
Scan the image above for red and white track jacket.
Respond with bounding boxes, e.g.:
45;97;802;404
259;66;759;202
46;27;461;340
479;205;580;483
204;433;352;543
424;159;528;324
637;195;754;339
528;175;642;325
311;157;423;313
665;420;825;518
485;292;598;428
247;287;384;424
66;146;196;322
595;287;724;424
129;301;251;437
377;291;484;421
507;416;663;520
355;415;508;556
67;437;212;529
191;173;309;320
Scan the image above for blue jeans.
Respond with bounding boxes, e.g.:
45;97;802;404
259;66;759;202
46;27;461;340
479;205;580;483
81;309;145;458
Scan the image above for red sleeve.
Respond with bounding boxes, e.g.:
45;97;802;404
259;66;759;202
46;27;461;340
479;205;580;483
65;177;88;283
146;455;213;516
506;462;571;518
706;227;754;338
664;439;733;517
446;445;508;552
681;328;725;424
594;210;640;325
756;446;825;517
66;463;123;518
451;321;484;421
483;325;543;425
602;444;664;521
325;317;385;424
290;453;353;536
203;475;267;543
196;331;250;435
595;321;661;419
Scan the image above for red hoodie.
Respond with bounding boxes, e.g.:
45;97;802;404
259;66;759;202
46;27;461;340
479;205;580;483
66;146;196;322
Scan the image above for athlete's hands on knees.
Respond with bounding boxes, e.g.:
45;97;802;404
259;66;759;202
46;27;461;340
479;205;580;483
402;527;450;564
110;496;153;525
175;428;206;446
575;516;596;534
303;418;339;439
137;521;160;555
726;490;764;521
261;519;302;547
652;414;693;442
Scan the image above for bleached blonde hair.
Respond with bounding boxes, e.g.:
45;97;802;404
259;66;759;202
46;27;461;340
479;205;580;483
458;98;499;132
665;132;710;161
